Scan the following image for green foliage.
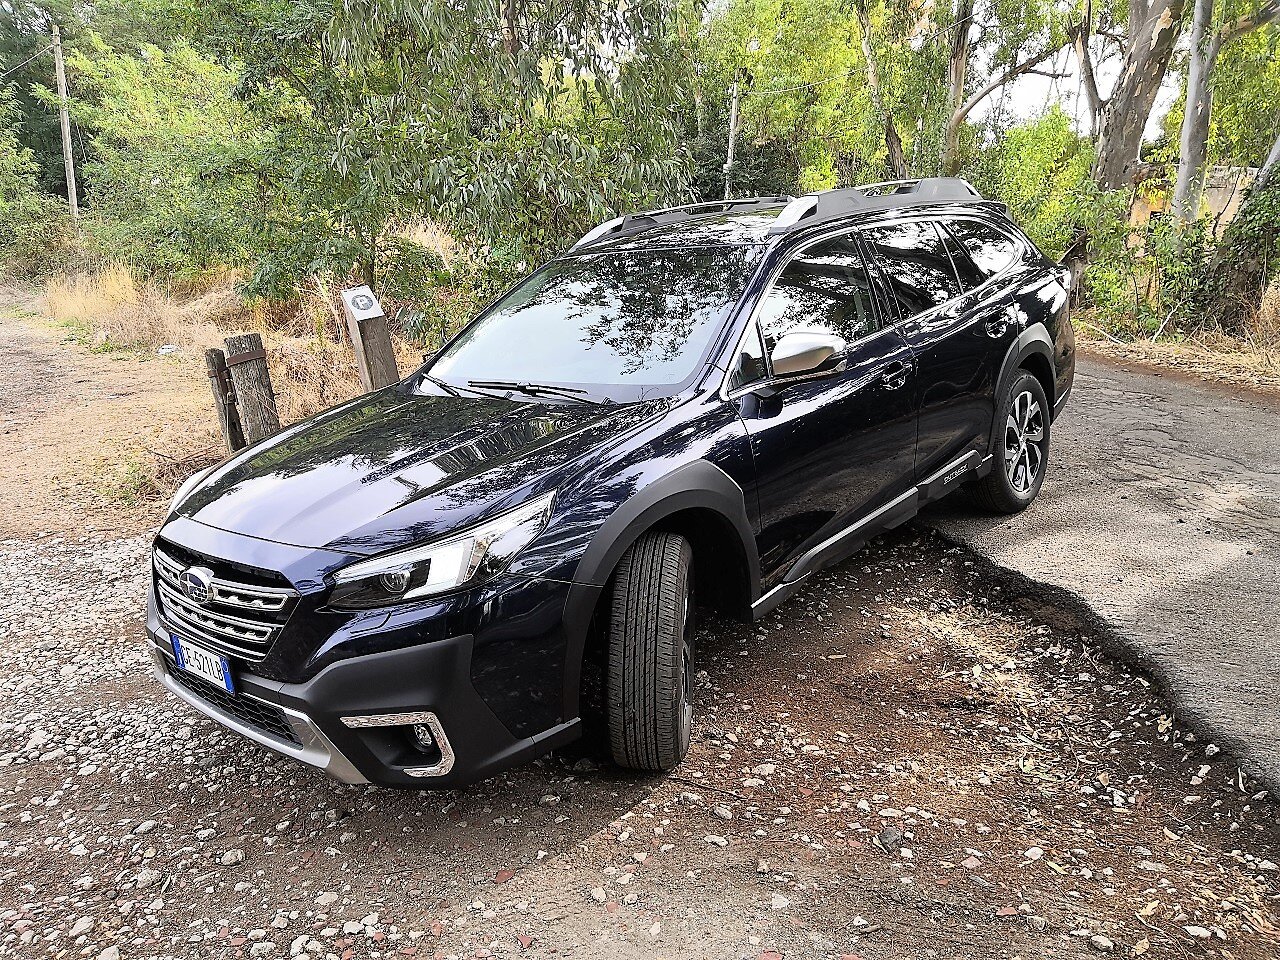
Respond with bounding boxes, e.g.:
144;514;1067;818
53;34;258;276
971;107;1095;257
0;87;74;277
209;0;695;296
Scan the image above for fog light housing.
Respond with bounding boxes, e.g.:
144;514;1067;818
339;710;455;778
412;723;437;752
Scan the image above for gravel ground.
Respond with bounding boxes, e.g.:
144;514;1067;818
4;527;1280;960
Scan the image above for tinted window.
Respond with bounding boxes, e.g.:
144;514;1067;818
861;221;961;318
939;227;985;290
430;246;761;395
757;235;879;351
726;323;767;392
947;219;1020;278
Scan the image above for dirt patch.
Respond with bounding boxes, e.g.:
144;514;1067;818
0;298;218;539
1079;337;1280;401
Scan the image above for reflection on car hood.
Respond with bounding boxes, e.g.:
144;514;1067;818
178;388;666;556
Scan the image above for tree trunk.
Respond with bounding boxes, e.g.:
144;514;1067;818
941;0;973;175
1172;0;1215;223
885;116;908;179
1091;0;1185;190
501;0;519;58
855;0;908;179
1174;0;1280;220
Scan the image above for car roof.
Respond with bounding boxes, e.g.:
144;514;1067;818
568;179;1008;255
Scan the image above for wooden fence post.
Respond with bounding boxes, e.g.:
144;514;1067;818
341;285;399;392
205;347;246;453
224;332;280;444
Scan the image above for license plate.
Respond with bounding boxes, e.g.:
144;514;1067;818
171;634;235;694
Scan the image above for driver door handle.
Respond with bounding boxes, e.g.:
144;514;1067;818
880;359;911;390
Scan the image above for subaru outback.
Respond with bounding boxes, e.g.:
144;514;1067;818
147;177;1075;786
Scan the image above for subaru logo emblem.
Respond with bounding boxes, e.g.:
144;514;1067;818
180;566;215;604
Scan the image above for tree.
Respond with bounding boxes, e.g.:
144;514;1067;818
1075;0;1187;189
939;0;1073;175
1171;0;1280;222
200;0;694;294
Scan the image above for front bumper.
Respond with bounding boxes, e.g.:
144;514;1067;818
148;618;583;788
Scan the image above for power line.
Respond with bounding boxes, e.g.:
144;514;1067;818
0;44;53;81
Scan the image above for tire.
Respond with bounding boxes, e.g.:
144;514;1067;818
606;532;695;772
973;370;1051;514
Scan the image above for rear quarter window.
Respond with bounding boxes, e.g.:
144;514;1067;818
946;219;1022;279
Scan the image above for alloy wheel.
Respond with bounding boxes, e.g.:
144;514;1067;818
676;586;694;755
1004;390;1045;494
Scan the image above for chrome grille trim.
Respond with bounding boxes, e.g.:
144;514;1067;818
158;581;275;641
154;547;295;612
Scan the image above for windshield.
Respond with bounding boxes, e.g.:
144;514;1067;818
428;246;762;401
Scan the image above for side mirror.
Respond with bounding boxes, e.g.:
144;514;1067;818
770;331;847;378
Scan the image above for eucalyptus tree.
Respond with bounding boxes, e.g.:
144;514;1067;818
1171;0;1280;222
1073;0;1187;189
939;0;1075;175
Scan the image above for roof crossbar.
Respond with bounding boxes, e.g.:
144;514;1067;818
569;196;794;252
767;177;983;235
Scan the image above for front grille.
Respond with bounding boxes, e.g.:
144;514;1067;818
164;659;302;746
153;546;297;662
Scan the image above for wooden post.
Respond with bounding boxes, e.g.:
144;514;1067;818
223;332;280;444
341;285;399;392
205;348;246;453
51;24;78;224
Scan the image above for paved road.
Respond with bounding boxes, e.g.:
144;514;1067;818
926;352;1280;790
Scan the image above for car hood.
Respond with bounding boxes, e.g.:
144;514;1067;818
177;388;667;556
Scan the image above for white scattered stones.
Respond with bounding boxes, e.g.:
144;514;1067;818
69;916;95;938
220;848;245;865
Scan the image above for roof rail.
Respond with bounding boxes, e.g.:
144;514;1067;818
569;196;793;252
767;177;983;235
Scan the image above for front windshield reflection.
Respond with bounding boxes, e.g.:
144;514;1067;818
429;246;762;398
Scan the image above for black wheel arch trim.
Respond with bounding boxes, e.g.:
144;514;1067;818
571;460;760;593
990;325;1056;456
558;459;760;724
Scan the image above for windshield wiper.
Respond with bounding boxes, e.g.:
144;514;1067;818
422;372;462;397
466;379;606;405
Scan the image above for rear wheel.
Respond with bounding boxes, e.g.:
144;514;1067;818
606;532;695;772
973;370;1050;513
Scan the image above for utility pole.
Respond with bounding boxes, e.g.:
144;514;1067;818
51;24;78;224
723;78;741;201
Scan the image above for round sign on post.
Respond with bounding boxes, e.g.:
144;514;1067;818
340;285;399;392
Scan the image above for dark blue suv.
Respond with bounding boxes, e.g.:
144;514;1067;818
148;178;1075;787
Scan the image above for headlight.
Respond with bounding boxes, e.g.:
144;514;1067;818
329;491;555;609
167;466;215;516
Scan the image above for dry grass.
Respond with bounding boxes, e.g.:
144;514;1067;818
37;266;417;507
45;266;237;354
41;266;379;424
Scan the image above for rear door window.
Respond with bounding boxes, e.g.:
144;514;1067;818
945;219;1021;280
756;234;881;351
860;221;962;319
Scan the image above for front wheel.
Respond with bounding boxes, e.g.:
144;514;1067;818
605;532;695;772
973;371;1051;513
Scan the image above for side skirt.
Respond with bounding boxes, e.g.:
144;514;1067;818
750;450;989;621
